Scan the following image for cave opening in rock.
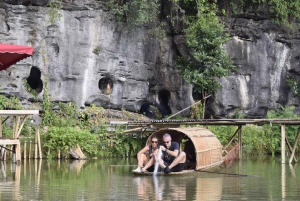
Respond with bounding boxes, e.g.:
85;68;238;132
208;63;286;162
192;87;202;101
25;67;43;94
158;88;172;115
98;77;113;95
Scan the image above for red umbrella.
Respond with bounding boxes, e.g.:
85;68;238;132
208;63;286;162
0;43;34;71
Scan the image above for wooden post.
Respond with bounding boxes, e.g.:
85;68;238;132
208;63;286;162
47;139;52;158
37;128;42;159
0;116;2;137
238;125;242;159
281;163;286;199
24;141;27;159
15;116;20;138
1;145;6;161
28;126;31;159
281;124;286;164
35;129;38;159
15;143;21;165
29;140;32;159
12;116;16;138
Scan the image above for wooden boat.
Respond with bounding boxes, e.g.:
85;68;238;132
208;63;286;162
133;127;239;175
133;169;195;176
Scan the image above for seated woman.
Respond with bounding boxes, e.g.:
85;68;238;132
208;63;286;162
132;136;160;173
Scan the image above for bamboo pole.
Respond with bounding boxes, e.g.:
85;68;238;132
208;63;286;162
29;140;32;159
35;129;38;159
12;116;16;138
285;136;297;163
223;126;241;151
238;125;242;159
289;127;300;164
37;128;42;159
47;139;52;158
28;127;31;159
1;145;6;161
15;116;21;138
281;163;286;199
24;141;27;159
0;116;2;137
15;143;21;164
281;124;286;164
16;115;29;138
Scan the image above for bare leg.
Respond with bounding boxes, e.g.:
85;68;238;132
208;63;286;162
143;157;155;170
169;152;186;169
138;154;148;168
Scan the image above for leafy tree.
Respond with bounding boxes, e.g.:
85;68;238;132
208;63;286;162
175;0;234;118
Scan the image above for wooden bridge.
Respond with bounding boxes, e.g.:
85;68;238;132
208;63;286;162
111;118;300;164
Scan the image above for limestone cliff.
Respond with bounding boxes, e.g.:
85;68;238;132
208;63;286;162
0;1;298;118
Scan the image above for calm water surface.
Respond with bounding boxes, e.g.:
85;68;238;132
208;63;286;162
0;157;300;200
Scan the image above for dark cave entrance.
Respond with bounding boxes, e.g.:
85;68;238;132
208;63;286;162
25;67;43;94
192;87;202;101
98;76;113;95
158;88;172;115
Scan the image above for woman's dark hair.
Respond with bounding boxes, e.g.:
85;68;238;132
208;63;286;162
151;136;158;140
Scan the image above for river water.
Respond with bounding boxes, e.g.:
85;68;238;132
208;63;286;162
0;156;299;200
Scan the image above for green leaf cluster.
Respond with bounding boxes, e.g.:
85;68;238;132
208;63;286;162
176;0;234;96
48;0;62;25
0;94;23;110
103;0;164;39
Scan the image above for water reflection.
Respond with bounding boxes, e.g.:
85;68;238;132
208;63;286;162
132;173;223;201
0;158;300;200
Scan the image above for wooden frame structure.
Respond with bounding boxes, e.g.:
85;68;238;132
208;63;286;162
114;118;300;164
0;110;39;164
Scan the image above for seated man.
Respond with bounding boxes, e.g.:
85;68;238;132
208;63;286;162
142;133;186;173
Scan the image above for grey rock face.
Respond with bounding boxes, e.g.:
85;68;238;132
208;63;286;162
208;17;293;118
0;1;193;117
0;2;299;118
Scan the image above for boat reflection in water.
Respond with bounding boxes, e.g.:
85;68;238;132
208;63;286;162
133;173;223;201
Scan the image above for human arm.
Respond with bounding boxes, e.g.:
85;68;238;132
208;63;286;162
161;143;179;157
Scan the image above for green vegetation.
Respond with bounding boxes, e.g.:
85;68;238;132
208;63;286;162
23;80;38;101
228;0;300;27
175;0;234;115
38;100;147;159
287;75;300;97
0;94;22;110
103;0;164;40
209;106;300;156
48;0;62;24
93;46;101;55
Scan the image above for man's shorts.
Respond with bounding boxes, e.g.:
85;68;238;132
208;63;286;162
146;165;154;172
164;161;185;172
